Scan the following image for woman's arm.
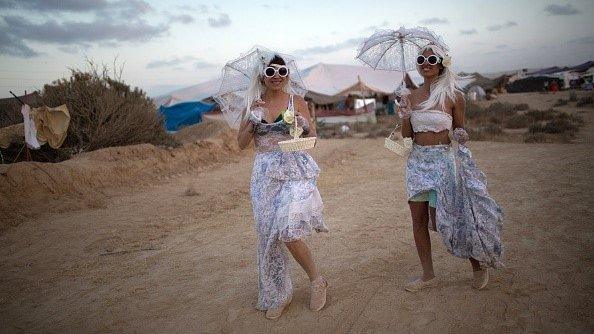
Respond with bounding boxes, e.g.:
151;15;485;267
237;100;267;149
452;91;466;129
295;96;316;137
237;119;255;150
452;92;469;144
399;95;413;138
401;117;413;138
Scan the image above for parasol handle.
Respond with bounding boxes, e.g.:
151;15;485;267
399;37;409;94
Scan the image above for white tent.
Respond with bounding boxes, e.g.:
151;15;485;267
153;78;221;107
467;85;486;101
153;63;405;107
301;63;403;100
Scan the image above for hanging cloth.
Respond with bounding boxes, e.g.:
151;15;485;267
20;104;41;149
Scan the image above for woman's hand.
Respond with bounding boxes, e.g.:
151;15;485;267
293;96;316;137
237;102;264;150
453;127;469;145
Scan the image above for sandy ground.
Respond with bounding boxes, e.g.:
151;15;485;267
1;92;593;333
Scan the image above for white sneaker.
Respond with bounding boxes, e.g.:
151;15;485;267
472;268;489;290
405;276;439;292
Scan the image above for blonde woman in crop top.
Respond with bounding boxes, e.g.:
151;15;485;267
397;43;504;292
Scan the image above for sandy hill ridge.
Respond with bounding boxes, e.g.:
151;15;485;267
0;120;242;231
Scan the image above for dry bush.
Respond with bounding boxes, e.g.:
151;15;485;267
523;133;553;143
576;95;594;107
2;61;176;163
553;99;568;107
0;100;24;128
504;114;531;129
467;124;504;141
568;92;578;102
528;112;582;135
513;103;530;111
525;109;558;121
40;60;176;153
467;102;519;127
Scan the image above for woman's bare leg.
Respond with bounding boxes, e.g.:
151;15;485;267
429;206;481;271
469;257;481;271
410;201;434;280
285;239;320;281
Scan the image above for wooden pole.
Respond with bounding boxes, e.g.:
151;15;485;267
9;91;25;105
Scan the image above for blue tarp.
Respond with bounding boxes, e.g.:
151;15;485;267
158;101;215;132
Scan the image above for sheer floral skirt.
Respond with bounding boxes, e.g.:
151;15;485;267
250;150;327;310
406;144;504;268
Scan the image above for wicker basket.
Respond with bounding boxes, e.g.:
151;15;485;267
279;136;316;152
384;126;412;157
278;100;318;152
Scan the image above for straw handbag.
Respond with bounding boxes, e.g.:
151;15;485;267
384;124;412;156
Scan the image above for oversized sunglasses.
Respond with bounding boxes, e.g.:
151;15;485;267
416;55;442;66
264;66;289;78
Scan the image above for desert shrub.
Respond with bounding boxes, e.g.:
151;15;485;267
512;103;530;111
504;114;530;129
486;102;518;117
0;100;25;128
568;92;578;102
2;62;176;163
39;62;175;152
525;109;558;121
467;124;503;141
553;99;568;107
466;102;526;126
529;117;577;134
523;133;551;143
576;96;594;107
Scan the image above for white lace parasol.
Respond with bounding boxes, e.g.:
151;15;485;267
213;46;307;129
356;26;448;72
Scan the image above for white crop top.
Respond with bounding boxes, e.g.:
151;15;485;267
410;110;453;133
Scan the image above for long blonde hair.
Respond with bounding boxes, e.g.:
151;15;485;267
417;44;470;111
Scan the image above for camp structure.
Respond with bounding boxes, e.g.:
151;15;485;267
466;85;487;101
153;78;221;108
153;63;405;126
506;61;594;93
301;63;403;124
158;101;216;132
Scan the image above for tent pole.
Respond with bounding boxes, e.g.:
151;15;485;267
9;91;25;106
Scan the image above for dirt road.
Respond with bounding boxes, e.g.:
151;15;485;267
1;93;593;333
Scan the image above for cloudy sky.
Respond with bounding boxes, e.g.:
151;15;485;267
0;0;593;97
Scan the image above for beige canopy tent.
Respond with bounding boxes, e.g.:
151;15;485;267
153;63;405;106
301;63;404;104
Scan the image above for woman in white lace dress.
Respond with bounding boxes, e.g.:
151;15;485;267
237;54;328;319
399;43;503;292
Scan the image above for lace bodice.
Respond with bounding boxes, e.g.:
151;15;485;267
250;95;309;152
410;109;452;133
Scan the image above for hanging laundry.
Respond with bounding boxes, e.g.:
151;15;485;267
31;104;70;149
20;104;41;149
